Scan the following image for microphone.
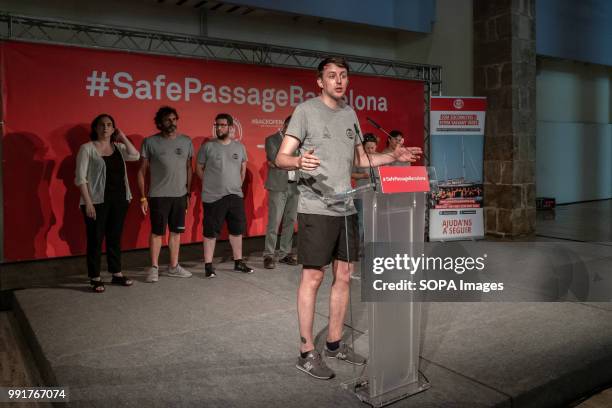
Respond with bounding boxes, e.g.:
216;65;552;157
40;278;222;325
367;117;393;139
354;123;377;191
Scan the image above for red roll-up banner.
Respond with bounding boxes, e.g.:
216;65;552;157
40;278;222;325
1;41;424;261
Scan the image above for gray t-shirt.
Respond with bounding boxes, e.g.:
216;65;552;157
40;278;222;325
141;133;193;198
197;139;247;203
286;97;361;216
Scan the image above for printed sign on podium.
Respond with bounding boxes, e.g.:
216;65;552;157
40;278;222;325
378;166;430;194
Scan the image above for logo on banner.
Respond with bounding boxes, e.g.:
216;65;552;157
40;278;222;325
85;71;392;113
453;99;464;109
251;118;284;128
211;118;243;141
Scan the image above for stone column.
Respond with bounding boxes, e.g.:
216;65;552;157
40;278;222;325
474;0;536;238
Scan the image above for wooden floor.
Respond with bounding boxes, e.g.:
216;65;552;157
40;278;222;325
0;312;51;407
1;309;611;407
577;389;612;408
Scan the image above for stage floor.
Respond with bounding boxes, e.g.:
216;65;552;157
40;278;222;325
13;243;612;408
537;199;612;243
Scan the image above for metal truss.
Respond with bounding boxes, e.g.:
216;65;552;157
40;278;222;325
0;12;442;84
423;81;442;167
423;82;441;241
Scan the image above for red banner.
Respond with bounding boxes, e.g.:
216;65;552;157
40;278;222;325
1;41;424;261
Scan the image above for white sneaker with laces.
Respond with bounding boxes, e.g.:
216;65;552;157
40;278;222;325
167;264;192;278
145;266;159;283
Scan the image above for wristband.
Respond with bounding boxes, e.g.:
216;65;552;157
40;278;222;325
140;197;148;203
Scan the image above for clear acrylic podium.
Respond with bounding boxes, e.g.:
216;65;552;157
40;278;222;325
333;179;431;407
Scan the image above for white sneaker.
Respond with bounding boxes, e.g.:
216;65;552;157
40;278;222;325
145;266;159;283
167;264;192;278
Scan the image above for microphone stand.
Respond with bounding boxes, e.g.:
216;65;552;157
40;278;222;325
367;116;418;163
354;123;377;192
366;117;394;139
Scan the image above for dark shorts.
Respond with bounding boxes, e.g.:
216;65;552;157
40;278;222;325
149;196;187;236
203;194;246;238
297;213;359;268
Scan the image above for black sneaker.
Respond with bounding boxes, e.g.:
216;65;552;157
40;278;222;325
278;254;298;266
264;256;276;269
234;260;254;274
205;264;216;278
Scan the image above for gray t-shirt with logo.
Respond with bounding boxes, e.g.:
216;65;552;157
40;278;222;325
141;133;193;198
197;139;247;203
286;97;361;216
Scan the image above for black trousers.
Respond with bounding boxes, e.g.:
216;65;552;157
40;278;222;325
82;199;129;278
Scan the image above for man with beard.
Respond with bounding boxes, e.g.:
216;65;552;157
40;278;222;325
275;56;421;379
138;106;194;283
196;113;254;278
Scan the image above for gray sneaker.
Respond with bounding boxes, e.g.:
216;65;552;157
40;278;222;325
325;343;367;365
296;350;335;380
145;266;159;283
167;264;192;278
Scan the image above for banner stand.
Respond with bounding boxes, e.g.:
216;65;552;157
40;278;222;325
429;97;487;241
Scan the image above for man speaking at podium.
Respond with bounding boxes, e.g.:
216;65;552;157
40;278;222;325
275;56;422;379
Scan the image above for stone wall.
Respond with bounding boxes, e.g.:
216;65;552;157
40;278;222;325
474;0;536;238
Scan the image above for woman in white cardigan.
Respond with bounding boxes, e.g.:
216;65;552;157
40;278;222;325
75;114;140;293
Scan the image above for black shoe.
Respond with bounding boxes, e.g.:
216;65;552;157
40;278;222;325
264;256;276;269
234;260;254;274
205;264;216;278
278;254;298;266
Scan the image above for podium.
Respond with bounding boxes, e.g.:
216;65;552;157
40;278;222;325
336;166;434;407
